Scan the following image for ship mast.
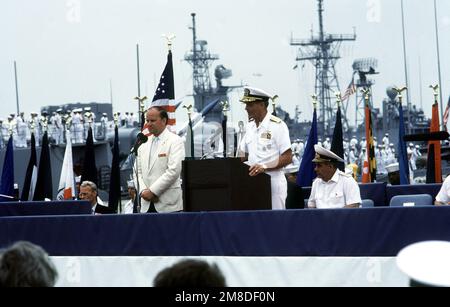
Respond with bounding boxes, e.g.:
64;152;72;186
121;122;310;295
291;0;356;135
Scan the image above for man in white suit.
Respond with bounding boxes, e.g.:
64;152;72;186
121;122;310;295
137;106;185;213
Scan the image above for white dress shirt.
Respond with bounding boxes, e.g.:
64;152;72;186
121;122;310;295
308;170;362;209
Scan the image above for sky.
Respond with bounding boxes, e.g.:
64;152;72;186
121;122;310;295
1;0;449;128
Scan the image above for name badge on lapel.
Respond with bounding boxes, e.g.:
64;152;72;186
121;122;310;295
261;131;272;140
158;153;167;158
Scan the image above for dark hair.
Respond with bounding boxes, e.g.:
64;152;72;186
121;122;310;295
153;259;226;287
149;106;169;123
0;241;58;287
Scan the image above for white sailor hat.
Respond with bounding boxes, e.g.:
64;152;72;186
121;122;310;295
31;112;38;116
312;145;345;163
102;113;108;116
239;86;272;103
127;180;135;189
283;164;299;175
397;241;450;287
75;176;81;183
56;108;63;113
84;107;91;111
0;118;3;122
385;163;399;173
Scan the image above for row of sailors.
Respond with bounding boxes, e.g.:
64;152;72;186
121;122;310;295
0;110;139;148
291;137;423;176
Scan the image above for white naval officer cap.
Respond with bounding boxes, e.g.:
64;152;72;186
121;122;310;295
283;164;299;175
75;175;81;183
396;241;450;287
385;163;399;173
239;86;272;103
312;145;345;163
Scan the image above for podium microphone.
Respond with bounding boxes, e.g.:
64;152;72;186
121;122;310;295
131;132;148;155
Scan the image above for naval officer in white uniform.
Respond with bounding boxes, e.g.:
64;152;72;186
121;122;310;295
239;86;292;210
308;145;361;209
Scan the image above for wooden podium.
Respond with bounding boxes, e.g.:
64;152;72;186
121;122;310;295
182;158;272;212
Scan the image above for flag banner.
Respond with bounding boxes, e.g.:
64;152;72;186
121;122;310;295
426;102;442;183
296;108;318;187
341;76;357;101
21;133;37;201
57;130;75;200
443;96;450;131
143;49;176;135
364;101;377;183
0;136;15;202
397;102;410;185
331;105;344;171
108;125;121;213
81;127;98;185
33;131;53;201
222;114;227;158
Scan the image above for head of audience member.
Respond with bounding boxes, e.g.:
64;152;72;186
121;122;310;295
386;163;400;185
0;241;58;287
127;180;136;200
79;181;98;207
153;259;227;287
146;107;168;137
397;241;450;287
312;145;344;182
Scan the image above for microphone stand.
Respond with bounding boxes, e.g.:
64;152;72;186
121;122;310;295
130;151;141;213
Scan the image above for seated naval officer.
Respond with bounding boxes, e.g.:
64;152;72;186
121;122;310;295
238;86;292;210
386;162;400;186
308;145;361;209
434;174;450;206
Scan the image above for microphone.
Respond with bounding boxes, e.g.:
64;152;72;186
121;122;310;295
130;132;148;155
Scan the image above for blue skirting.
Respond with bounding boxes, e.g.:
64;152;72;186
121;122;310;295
1;206;450;257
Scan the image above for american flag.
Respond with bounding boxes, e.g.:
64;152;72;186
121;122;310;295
443;96;450;131
341;77;356;101
142;49;176;135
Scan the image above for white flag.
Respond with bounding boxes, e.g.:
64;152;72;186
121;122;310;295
57;130;75;200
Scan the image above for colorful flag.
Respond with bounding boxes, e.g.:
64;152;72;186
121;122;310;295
426;102;442;183
443;96;450;131
33;131;53;201
143;49;175;135
397;102;410;185
341;76;357;101
0;136;15;202
80;127;98;185
108;125;121;213
296;108;318;187
21;133;37;201
331;104;344;171
57;130;75;200
363;101;377;183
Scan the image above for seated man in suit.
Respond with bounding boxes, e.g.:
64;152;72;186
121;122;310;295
79;181;114;214
137;106;185;213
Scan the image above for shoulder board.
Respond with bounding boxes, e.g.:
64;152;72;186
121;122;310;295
339;172;352;178
270;115;282;123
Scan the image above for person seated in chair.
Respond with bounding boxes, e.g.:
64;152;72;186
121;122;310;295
79;181;114;214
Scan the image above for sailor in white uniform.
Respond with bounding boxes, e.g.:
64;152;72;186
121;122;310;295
121;180;137;214
238;86;292;210
308;145;361;209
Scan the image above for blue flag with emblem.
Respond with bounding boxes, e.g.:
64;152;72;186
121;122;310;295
0;136;15;202
296;108;317;187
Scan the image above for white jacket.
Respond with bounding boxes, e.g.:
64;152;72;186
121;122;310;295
137;127;185;212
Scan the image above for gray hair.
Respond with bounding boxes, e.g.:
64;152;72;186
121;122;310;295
80;181;97;193
0;241;58;287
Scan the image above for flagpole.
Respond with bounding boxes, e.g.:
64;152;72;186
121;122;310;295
433;0;444;126
136;44;142;119
400;0;411;133
14;61;20;115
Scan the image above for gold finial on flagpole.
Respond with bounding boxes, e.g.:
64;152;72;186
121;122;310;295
335;92;342;107
162;34;176;51
113;112;119;127
429;84;439;102
271;95;279;115
220;101;229;115
394;86;408;105
361;87;371;103
183;103;193;121
311;94;318;109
